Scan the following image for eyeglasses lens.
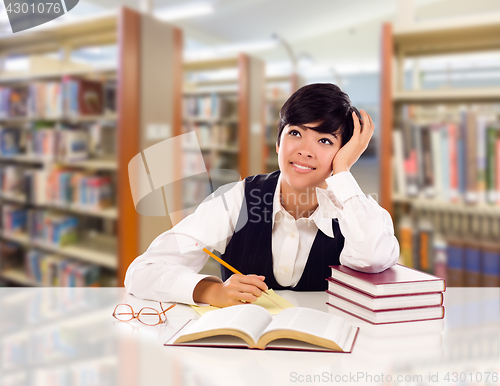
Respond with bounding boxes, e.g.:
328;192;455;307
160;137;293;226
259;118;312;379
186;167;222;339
114;304;134;321
138;307;161;326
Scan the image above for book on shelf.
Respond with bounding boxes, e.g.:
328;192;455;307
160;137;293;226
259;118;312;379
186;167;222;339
397;216;413;268
89;122;116;157
0;163;114;215
27;123;104;162
416;218;434;274
28;210;79;247
23;168;113;210
2;204;28;234
433;238;448;282
392;130;406;196
0;241;23;273
182;178;211;208
329;264;446;297
0;78;110;120
8;87;29;117
325;278;444;311
482;243;500;287
399;117;419;196
0;87;8;118
486;124;500;203
25;249;101;287
396;208;500;287
166;304;359;352
27;125;58;161
393;107;500;204
29;81;63;118
0;128;22;156
445;239;464;287
464;242;482;287
464;111;477;202
213;123;238;149
446;238;500;287
63;77;104;116
420;125;434;197
103;80;116;115
0;165;25;194
184;122;212;148
0;86;27;118
183;94;237;120
56;129;89;162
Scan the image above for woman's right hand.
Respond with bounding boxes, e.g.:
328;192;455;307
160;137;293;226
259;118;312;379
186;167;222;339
194;274;268;308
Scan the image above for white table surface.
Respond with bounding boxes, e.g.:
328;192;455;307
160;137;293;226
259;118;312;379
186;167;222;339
0;287;498;386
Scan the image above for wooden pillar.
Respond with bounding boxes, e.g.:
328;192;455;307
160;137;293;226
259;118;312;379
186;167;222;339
117;7;141;286
238;53;250;178
138;14;183;249
380;23;394;216
238;53;266;177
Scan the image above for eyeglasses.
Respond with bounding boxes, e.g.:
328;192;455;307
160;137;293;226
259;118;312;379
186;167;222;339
112;302;176;326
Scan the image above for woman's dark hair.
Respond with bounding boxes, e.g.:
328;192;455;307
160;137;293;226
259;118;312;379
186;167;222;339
276;83;360;147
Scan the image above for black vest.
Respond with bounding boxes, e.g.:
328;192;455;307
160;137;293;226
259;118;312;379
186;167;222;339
220;170;344;291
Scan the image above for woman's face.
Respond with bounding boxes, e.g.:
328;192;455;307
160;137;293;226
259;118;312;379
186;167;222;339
276;122;342;193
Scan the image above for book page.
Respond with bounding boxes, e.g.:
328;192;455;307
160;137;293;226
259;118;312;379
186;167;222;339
182;304;273;344
166;322;252;348
262;307;353;351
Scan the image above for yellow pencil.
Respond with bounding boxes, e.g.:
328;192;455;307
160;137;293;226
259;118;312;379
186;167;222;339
195;243;269;295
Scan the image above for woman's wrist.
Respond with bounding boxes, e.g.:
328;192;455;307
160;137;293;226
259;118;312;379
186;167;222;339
193;279;221;304
332;164;349;175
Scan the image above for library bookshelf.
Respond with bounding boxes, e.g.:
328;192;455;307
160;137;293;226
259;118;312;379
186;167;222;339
0;8;182;288
181;55;265;202
181;54;265;276
380;18;500;286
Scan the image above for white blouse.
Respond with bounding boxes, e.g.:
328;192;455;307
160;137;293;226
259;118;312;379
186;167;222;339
124;171;400;305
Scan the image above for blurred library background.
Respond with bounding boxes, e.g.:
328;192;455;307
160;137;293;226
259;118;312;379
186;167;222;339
0;0;498;289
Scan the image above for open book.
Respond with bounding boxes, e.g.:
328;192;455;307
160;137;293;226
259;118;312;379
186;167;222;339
165;304;359;352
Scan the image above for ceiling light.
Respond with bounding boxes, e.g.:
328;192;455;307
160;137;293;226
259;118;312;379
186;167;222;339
156;2;213;21
184;39;278;61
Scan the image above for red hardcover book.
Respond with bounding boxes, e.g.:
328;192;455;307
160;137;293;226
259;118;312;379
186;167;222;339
327;292;445;325
326;278;444;311
329;264;446;297
78;79;103;115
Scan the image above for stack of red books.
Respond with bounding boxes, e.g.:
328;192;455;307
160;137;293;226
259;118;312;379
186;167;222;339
326;264;446;324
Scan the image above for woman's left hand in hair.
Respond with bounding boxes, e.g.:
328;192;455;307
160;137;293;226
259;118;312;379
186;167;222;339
331;109;374;175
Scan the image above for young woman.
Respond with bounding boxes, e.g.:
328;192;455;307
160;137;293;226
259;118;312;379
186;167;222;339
125;83;399;307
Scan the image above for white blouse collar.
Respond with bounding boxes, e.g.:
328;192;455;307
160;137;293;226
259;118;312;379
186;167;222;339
271;172;338;238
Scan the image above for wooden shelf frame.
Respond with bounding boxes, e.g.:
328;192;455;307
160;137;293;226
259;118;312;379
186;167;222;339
0;231;117;269
0;67;117;84
0;11;118;56
393;13;500;57
0;155;117;170
0;191;118;219
0;113;118;123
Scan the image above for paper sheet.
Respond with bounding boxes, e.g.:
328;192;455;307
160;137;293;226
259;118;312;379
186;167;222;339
190;289;295;316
